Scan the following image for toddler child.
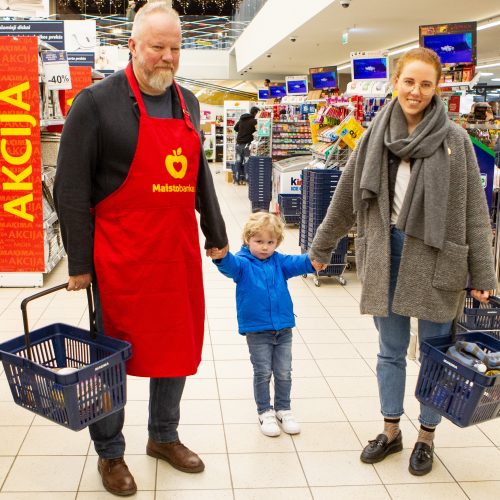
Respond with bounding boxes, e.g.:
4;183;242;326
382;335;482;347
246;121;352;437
210;212;322;436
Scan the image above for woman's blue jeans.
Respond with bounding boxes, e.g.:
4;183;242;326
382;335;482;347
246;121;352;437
89;282;186;459
246;328;293;414
373;227;452;428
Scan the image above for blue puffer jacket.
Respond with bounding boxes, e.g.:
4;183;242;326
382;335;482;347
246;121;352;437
214;246;314;334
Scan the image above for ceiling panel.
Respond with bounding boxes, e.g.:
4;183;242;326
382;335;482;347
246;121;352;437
242;0;500;83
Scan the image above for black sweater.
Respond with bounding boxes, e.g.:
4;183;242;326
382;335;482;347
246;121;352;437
54;70;228;276
234;113;257;144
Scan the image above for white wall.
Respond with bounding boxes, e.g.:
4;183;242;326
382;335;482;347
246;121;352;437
178;50;232;79
232;0;335;72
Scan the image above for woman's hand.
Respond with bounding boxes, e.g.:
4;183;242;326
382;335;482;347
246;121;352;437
470;289;494;303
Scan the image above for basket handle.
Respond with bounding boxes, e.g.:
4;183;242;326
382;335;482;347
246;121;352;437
21;283;97;361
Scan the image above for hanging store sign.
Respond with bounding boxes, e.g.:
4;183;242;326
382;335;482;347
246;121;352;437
0;36;44;272
0;20;64;49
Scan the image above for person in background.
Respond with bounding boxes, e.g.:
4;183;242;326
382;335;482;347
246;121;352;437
487;101;499;119
54;3;228;496
309;47;496;476
233;106;259;185
126;0;137;24
209;212;323;437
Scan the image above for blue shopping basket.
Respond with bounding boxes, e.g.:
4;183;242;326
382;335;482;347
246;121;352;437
0;284;132;431
415;330;500;427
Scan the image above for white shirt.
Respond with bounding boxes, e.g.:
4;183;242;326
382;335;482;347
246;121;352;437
391;159;411;225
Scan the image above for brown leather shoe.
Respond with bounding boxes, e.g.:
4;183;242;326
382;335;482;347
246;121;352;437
146;438;205;473
97;457;137;496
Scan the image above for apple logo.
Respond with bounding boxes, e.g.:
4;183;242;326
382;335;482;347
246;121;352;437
165;147;188;179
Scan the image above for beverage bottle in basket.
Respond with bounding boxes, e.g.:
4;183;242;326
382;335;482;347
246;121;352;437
431;369;461;410
79;374;113;421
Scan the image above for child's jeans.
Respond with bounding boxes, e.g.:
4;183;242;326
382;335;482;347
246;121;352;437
245;328;293;414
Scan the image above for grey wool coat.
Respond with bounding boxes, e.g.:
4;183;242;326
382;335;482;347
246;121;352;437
309;123;497;323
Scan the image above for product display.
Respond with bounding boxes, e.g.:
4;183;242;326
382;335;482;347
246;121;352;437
0;37;66;287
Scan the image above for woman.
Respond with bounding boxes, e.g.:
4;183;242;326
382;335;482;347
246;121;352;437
309;48;496;476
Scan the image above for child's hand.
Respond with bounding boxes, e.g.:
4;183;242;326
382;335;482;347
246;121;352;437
311;259;328;272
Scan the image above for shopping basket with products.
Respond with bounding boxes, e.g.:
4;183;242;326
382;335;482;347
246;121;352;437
0;283;132;431
415;293;500;427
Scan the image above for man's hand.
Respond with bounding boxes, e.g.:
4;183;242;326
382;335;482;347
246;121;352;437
67;273;92;291
311;259;328;272
206;244;229;259
470;289;494;303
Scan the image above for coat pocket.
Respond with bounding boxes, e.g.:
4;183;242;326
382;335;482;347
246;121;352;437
354;236;367;282
432;240;469;291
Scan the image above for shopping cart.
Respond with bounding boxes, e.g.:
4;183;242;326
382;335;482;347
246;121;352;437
299;168;348;286
415;295;500;428
0;284;132;431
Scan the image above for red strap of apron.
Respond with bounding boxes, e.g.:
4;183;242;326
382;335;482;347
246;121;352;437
125;62;195;129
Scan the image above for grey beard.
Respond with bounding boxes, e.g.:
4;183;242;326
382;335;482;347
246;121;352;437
147;69;174;92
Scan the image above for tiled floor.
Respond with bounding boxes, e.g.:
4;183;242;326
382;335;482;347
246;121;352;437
0;164;499;499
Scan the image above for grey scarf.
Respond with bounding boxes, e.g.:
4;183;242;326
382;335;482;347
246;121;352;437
353;95;451;249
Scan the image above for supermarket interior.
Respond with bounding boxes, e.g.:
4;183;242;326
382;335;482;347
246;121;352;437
1;0;500;498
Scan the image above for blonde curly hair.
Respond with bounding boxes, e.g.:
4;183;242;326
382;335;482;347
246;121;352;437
242;212;285;246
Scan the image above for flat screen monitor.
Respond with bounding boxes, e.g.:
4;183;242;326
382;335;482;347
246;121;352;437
286;76;308;95
309;66;337;90
269;84;286;98
419;22;477;65
352;57;388;80
258;88;269;100
422;32;473;64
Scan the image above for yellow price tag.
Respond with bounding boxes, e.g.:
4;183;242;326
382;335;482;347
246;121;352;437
337;117;365;149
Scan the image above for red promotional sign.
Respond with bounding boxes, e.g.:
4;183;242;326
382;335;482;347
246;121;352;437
448;95;461;114
0;36;44;272
60;66;92;116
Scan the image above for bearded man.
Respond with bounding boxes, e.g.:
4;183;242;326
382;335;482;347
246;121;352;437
54;2;228;495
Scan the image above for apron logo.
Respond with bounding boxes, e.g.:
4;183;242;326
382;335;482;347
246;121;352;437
165;147;188;179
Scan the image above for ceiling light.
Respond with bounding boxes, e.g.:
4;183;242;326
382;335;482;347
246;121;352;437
480;72;494;76
477;62;500;69
388;43;419;57
477;19;500;31
492;78;500;82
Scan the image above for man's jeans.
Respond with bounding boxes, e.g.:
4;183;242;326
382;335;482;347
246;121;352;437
373;227;452;427
245;328;293;414
89;283;186;458
234;143;250;182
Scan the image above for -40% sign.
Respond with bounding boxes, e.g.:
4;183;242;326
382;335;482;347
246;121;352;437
41;51;72;91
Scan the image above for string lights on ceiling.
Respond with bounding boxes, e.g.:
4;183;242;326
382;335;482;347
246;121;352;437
175;0;242;14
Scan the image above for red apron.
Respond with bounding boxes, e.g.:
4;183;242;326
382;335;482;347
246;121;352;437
93;64;204;377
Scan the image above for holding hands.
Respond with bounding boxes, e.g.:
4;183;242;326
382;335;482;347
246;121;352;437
206;245;229;260
310;258;328;273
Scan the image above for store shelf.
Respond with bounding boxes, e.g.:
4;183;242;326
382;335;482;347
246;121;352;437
43;212;58;229
45;247;66;274
40;118;65;127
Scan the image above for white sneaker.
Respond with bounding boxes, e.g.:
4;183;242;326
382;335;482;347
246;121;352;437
276;410;301;434
258;409;280;437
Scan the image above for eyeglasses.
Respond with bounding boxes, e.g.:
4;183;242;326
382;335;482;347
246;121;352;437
400;79;436;96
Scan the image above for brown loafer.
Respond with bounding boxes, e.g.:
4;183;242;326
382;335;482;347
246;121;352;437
146;438;205;473
97;457;137;496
